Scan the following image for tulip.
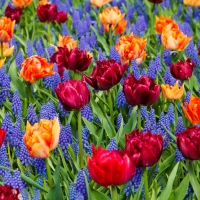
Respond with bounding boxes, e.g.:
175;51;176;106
198;46;200;56
176;126;200;160
5;5;23;24
2;43;14;57
87;145;139;187
12;0;32;8
23;117;60;158
56;12;68;24
123;74;160;106
183;0;200;7
55;80;91;111
161;24;192;51
156;16;178;34
161;81;184;100
182;95;200;125
51;47;92;77
0;185;21;199
125;129;163;167
36;4;58;22
170;59;195;81
104;19;127;35
115;33;147;65
90;0;111;7
99;7;125;25
148;0;163;3
0;17;15;43
38;0;50;5
0;58;6;68
83;60;127;90
0;128;6;148
57;35;77;49
20;55;55;83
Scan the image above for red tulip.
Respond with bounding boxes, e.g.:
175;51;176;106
123;74;160;106
36;4;58;22
0;128;6;148
0;185;20;200
170;58;195;81
198;46;200;56
51;47;92;77
176;126;200;160
83;60;127;90
87;145;139;187
55;80;90;111
56;11;68;23
125;129;163;167
148;0;163;3
5;5;23;24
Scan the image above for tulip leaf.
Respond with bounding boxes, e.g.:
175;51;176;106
174;174;189;200
102;118;115;139
157;162;179;200
47;158;63;200
188;162;200;200
133;178;144;200
91;189;111;200
116;117;124;143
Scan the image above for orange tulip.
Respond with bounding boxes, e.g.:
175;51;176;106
161;81;184;100
115;33;147;65
104;19;127;35
161;24;192;51
0;17;15;43
156;16;178;34
38;0;50;5
23;118;60;158
90;0;111;7
12;0;33;8
183;0;200;6
20;55;55;83
0;58;6;69
2;43;14;57
182;95;200;125
99;7;125;25
57;35;77;49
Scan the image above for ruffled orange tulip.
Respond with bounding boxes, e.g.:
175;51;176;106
115;33;147;65
90;0;111;7
104;19;127;35
161;81;184;100
12;0;33;8
20;55;55;83
156;16;178;34
23;118;60;158
38;0;50;5
0;17;15;43
161;24;192;51
183;0;200;7
0;58;6;69
99;7;125;25
182;95;200;125
57;35;77;49
2;43;14;57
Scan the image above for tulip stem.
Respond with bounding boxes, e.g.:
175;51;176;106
111;185;118;200
78;109;84;168
45;158;54;188
174;100;178;127
143;167;149;200
48;23;52;44
107;90;114;126
26;82;33;103
138;105;141;131
0;42;3;60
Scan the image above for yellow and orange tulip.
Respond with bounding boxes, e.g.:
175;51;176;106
12;0;33;8
0;58;6;69
182;95;200;125
2;43;14;57
23;118;60;158
90;0;111;7
183;0;200;7
161;81;184;100
57;35;77;49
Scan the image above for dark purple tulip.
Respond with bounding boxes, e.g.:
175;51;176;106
170;58;195;81
176;126;200;160
5;5;23;24
83;60;127;90
123;74;160;106
55;80;90;111
148;0;163;3
125;129;163;167
51;47;92;77
56;11;68;23
36;4;58;22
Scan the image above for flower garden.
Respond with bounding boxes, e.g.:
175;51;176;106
0;0;200;199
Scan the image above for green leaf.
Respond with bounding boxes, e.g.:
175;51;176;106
102;117;115;139
174;174;189;200
47;158;63;200
157;162;179;200
158;153;175;173
91;189;111;200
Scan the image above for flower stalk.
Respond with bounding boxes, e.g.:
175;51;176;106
138;105;141;131
0;42;3;59
111;185;118;200
107;90;114;126
144;167;149;200
78;109;84;168
45;158;53;188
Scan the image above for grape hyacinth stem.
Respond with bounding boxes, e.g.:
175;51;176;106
78;109;84;168
111;185;118;200
144;167;149;200
138;105;141;131
45;158;53;188
107;90;114;126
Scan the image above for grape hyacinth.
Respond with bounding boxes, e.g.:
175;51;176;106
12;90;22;119
108;138;118;151
81;105;93;122
27;103;38;125
76;170;88;199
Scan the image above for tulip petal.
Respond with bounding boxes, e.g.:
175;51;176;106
50;118;60;150
31;142;50;158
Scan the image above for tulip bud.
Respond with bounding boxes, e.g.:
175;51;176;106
5;5;23;24
56;12;68;23
0;185;21;199
125;129;163;167
55;80;91;111
176;126;200;160
87;144;139;187
0;128;6;148
123;74;160;106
